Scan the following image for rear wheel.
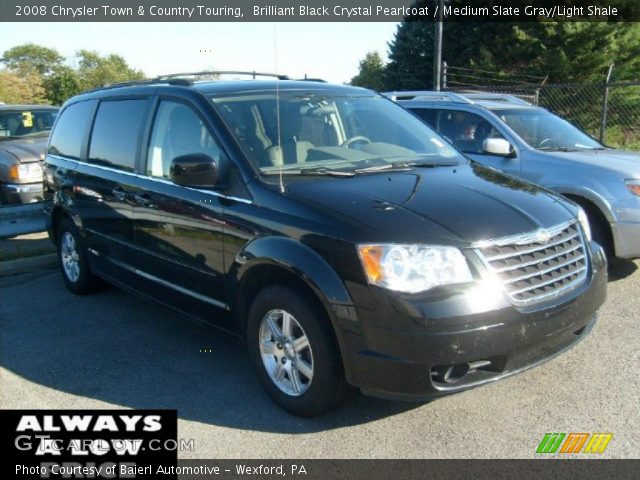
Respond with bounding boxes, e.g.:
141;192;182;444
247;285;353;416
56;219;101;294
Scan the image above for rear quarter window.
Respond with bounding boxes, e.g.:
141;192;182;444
48;101;93;159
410;108;438;129
88;99;148;172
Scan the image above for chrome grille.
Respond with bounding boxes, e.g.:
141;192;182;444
475;222;588;305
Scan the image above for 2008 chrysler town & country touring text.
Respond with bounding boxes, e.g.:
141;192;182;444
44;73;607;416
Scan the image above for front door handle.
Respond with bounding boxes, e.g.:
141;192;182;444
112;186;127;200
133;192;152;207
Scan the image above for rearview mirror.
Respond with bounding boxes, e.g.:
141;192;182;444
483;138;514;157
170;153;217;188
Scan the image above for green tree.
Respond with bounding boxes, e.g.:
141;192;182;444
0;44;146;105
0;70;47;103
44;65;81;105
76;50;144;90
384;0;640;87
350;52;386;91
1;43;63;76
385;16;640;89
385;20;435;90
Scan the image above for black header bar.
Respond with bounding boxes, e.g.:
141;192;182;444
2;1;640;22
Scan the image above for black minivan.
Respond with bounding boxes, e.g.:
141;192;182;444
44;73;607;416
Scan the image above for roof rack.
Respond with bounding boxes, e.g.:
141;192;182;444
84;70;294;94
156;70;290;81
460;93;531;105
295;78;327;83
382;91;473;103
85;77;192;93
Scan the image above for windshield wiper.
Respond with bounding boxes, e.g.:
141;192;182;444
355;159;458;174
355;163;411;173
538;146;579;152
262;167;355;177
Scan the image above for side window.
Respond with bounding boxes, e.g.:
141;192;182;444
48;101;93;159
146;101;221;179
88;99;148;172
437;110;504;154
411;108;438;129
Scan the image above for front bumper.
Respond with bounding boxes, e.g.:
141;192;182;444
338;243;608;401
611;219;640;259
0;182;44;205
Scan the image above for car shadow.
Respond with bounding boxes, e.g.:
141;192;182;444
608;258;638;282
0;272;421;433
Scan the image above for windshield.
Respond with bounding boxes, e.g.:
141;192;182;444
210;91;465;174
495;108;602;151
0;109;58;140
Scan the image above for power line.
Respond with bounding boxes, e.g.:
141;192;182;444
447;65;546;81
447;72;540;86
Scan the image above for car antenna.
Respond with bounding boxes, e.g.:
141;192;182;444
273;22;285;194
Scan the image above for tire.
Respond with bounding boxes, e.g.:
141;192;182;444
247;285;354;417
583;205;614;261
56;218;101;294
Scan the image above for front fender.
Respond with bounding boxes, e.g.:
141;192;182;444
547;185;615;223
231;236;354;307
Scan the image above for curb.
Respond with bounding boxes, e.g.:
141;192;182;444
0;253;57;277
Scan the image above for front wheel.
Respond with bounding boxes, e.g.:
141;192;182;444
247;285;353;416
56;219;101;294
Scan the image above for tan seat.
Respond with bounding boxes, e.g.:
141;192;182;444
264;104;313;166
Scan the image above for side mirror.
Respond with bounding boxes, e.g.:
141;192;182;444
483;138;514;157
170;153;217;188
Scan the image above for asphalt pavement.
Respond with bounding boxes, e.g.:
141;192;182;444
1;261;638;458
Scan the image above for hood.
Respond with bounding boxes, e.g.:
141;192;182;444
0;137;48;163
286;163;574;247
543;148;640;178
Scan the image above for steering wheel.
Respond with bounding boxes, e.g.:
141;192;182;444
537;137;553;148
341;136;372;148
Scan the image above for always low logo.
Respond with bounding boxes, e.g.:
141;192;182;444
536;432;613;454
2;410;177;479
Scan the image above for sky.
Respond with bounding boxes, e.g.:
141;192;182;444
0;22;399;84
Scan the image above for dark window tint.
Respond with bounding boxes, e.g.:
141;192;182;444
433;110;504;154
48;101;93;159
147;101;221;178
89;99;148;172
411;108;438;129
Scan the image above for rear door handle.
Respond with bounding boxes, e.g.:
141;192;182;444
133;193;152;206
112;186;127;200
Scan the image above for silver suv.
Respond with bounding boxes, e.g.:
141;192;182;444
388;91;640;260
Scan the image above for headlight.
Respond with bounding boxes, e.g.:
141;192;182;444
9;162;42;182
577;206;592;242
625;179;640;197
357;244;473;293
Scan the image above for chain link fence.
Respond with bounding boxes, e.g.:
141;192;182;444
447;82;640;151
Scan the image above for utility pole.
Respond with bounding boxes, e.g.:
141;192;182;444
433;0;444;91
599;63;614;143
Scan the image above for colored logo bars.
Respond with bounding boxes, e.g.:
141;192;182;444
536;433;613;454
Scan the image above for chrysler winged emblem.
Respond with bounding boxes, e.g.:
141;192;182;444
535;229;551;244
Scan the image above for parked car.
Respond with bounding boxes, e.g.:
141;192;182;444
44;74;606;416
387;91;640;261
0;104;59;205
